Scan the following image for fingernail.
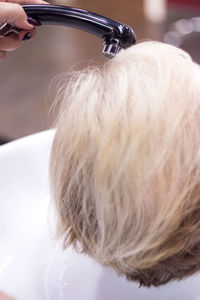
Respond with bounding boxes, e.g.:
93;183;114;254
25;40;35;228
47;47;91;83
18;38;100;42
22;32;32;41
27;17;41;26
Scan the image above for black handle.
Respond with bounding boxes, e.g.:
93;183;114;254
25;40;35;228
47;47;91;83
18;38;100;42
22;4;136;58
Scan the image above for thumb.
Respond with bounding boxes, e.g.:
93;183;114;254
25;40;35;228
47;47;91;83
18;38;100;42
0;2;33;30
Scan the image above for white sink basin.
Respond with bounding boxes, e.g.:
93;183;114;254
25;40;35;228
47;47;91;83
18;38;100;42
0;130;200;300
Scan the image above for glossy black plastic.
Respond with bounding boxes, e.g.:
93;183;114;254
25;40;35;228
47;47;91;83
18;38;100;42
22;4;136;57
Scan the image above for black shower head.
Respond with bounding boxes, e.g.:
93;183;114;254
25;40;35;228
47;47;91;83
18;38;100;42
0;4;136;59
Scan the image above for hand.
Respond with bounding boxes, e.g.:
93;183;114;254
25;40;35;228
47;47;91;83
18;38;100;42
0;291;15;300
0;0;48;60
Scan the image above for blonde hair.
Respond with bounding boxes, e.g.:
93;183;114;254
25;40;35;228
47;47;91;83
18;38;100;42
50;41;200;287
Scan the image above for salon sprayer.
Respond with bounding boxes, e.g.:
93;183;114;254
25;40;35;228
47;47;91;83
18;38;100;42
0;4;136;59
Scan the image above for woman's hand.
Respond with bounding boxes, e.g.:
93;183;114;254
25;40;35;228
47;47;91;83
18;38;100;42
0;0;47;60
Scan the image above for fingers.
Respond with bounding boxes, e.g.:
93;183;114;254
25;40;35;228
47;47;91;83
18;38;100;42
0;33;20;51
0;28;35;51
3;28;35;48
0;28;35;61
0;0;46;62
18;27;36;41
0;2;33;30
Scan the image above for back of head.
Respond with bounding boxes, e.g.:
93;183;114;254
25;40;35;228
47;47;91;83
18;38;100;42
50;41;200;287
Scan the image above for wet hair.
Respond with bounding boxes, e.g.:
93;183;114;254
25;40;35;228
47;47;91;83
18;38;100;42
50;41;200;287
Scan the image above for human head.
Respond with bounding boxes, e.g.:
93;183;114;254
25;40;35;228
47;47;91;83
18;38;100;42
50;41;200;287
